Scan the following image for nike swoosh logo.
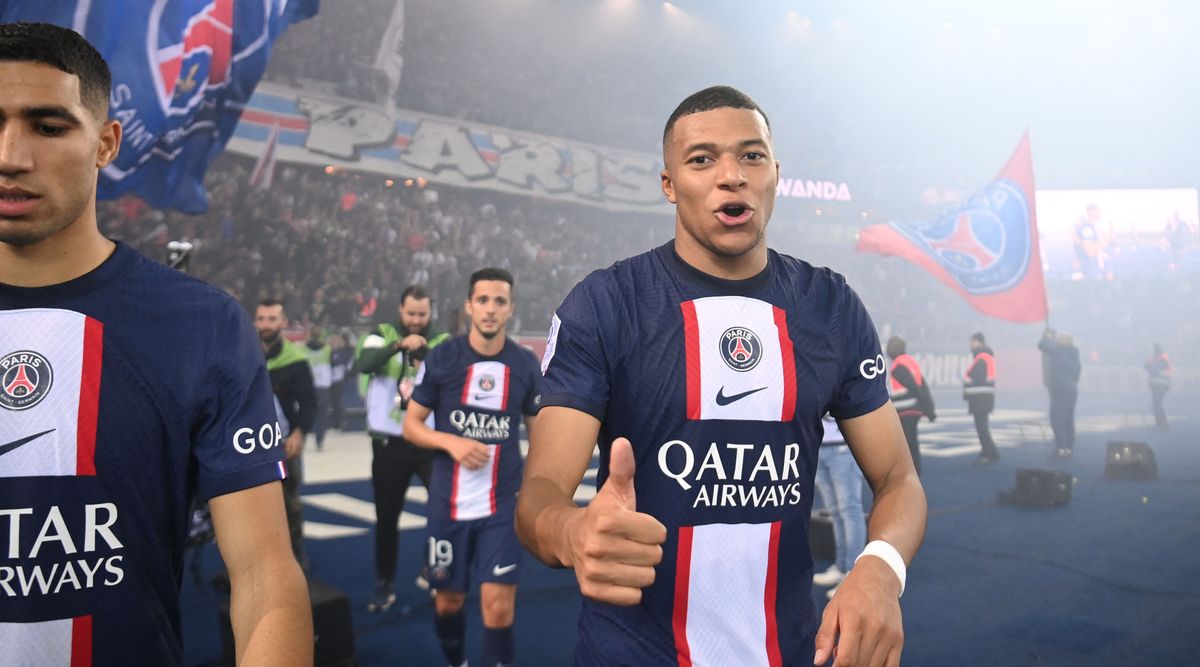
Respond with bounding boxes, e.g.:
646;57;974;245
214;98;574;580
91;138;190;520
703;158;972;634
0;429;56;457
715;386;767;406
492;563;517;576
473;394;492;401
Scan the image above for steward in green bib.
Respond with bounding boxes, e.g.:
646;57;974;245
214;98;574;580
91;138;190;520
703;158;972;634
354;285;449;612
306;328;334;451
255;300;316;571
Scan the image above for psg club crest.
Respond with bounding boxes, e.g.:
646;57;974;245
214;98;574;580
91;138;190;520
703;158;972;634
0;0;316;212
151;0;236;115
892;179;1032;295
720;327;762;372
479;375;496;392
0;350;53;411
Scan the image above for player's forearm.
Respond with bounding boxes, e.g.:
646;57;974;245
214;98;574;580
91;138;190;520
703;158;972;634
516;476;582;568
864;468;927;564
404;419;466;454
229;556;313;666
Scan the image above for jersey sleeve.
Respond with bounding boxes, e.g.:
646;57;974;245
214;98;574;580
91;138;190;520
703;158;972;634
410;342;443;411
193;299;286;501
539;272;619;420
827;283;891;420
522;349;543;416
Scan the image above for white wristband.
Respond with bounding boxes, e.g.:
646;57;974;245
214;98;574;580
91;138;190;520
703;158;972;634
855;540;907;598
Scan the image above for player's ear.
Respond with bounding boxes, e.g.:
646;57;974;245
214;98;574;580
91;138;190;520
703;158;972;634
96;119;122;168
661;168;676;204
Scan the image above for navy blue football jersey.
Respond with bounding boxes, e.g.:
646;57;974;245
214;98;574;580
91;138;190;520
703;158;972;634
411;335;541;521
0;243;284;666
541;242;889;666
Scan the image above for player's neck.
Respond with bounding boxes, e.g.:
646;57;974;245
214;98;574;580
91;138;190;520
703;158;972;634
672;235;768;281
0;216;115;287
468;328;505;357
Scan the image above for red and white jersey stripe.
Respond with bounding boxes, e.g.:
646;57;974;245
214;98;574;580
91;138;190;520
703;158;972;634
449;444;501;521
673;522;783;667
0;309;102;478
461;360;511;412
0;616;92;667
681;296;796;422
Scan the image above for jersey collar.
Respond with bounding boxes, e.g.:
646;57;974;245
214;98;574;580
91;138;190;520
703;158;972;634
0;240;136;307
657;241;775;296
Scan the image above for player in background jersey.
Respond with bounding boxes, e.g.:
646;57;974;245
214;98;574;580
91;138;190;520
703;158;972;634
403;268;541;667
517;86;927;667
0;22;311;665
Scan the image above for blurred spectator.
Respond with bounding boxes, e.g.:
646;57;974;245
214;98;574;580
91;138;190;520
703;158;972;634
99;154;665;336
1039;330;1082;458
1144;343;1172;430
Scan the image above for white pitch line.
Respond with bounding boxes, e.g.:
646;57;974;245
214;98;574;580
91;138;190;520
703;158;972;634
303;521;369;540
397;512;427;531
922;444;987;458
302;492;430;531
303;492;377;522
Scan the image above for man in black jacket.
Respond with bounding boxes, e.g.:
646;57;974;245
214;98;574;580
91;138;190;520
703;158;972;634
886;336;936;474
256;299;317;570
355;285;450;611
1038;330;1081;458
964;332;999;463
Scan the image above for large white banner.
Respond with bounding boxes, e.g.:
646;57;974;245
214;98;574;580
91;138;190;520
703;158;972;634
227;83;671;213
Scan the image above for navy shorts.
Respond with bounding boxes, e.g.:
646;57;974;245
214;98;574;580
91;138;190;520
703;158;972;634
426;508;521;592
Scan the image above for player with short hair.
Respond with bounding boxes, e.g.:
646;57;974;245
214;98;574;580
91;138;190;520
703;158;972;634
0;22;311;665
404;268;541;667
517;85;927;667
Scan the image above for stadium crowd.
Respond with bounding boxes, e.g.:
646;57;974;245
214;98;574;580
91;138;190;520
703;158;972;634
99;155;663;336
97;150;1199;374
262;0;678;152
99;0;1200;364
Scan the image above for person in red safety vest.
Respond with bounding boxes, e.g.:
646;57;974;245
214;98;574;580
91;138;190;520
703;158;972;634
886;336;936;475
963;332;999;463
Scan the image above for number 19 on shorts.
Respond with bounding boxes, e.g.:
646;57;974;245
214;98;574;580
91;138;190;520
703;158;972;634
428;537;454;569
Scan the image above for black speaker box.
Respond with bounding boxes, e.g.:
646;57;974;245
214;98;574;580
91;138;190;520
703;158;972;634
1106;441;1157;481
1005;468;1073;508
219;577;357;667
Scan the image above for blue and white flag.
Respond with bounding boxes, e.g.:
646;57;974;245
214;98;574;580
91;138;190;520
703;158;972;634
0;0;319;212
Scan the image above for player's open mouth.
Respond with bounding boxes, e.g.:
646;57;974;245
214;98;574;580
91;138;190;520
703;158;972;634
716;203;753;225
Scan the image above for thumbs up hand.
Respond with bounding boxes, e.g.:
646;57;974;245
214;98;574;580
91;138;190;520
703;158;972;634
563;437;667;606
